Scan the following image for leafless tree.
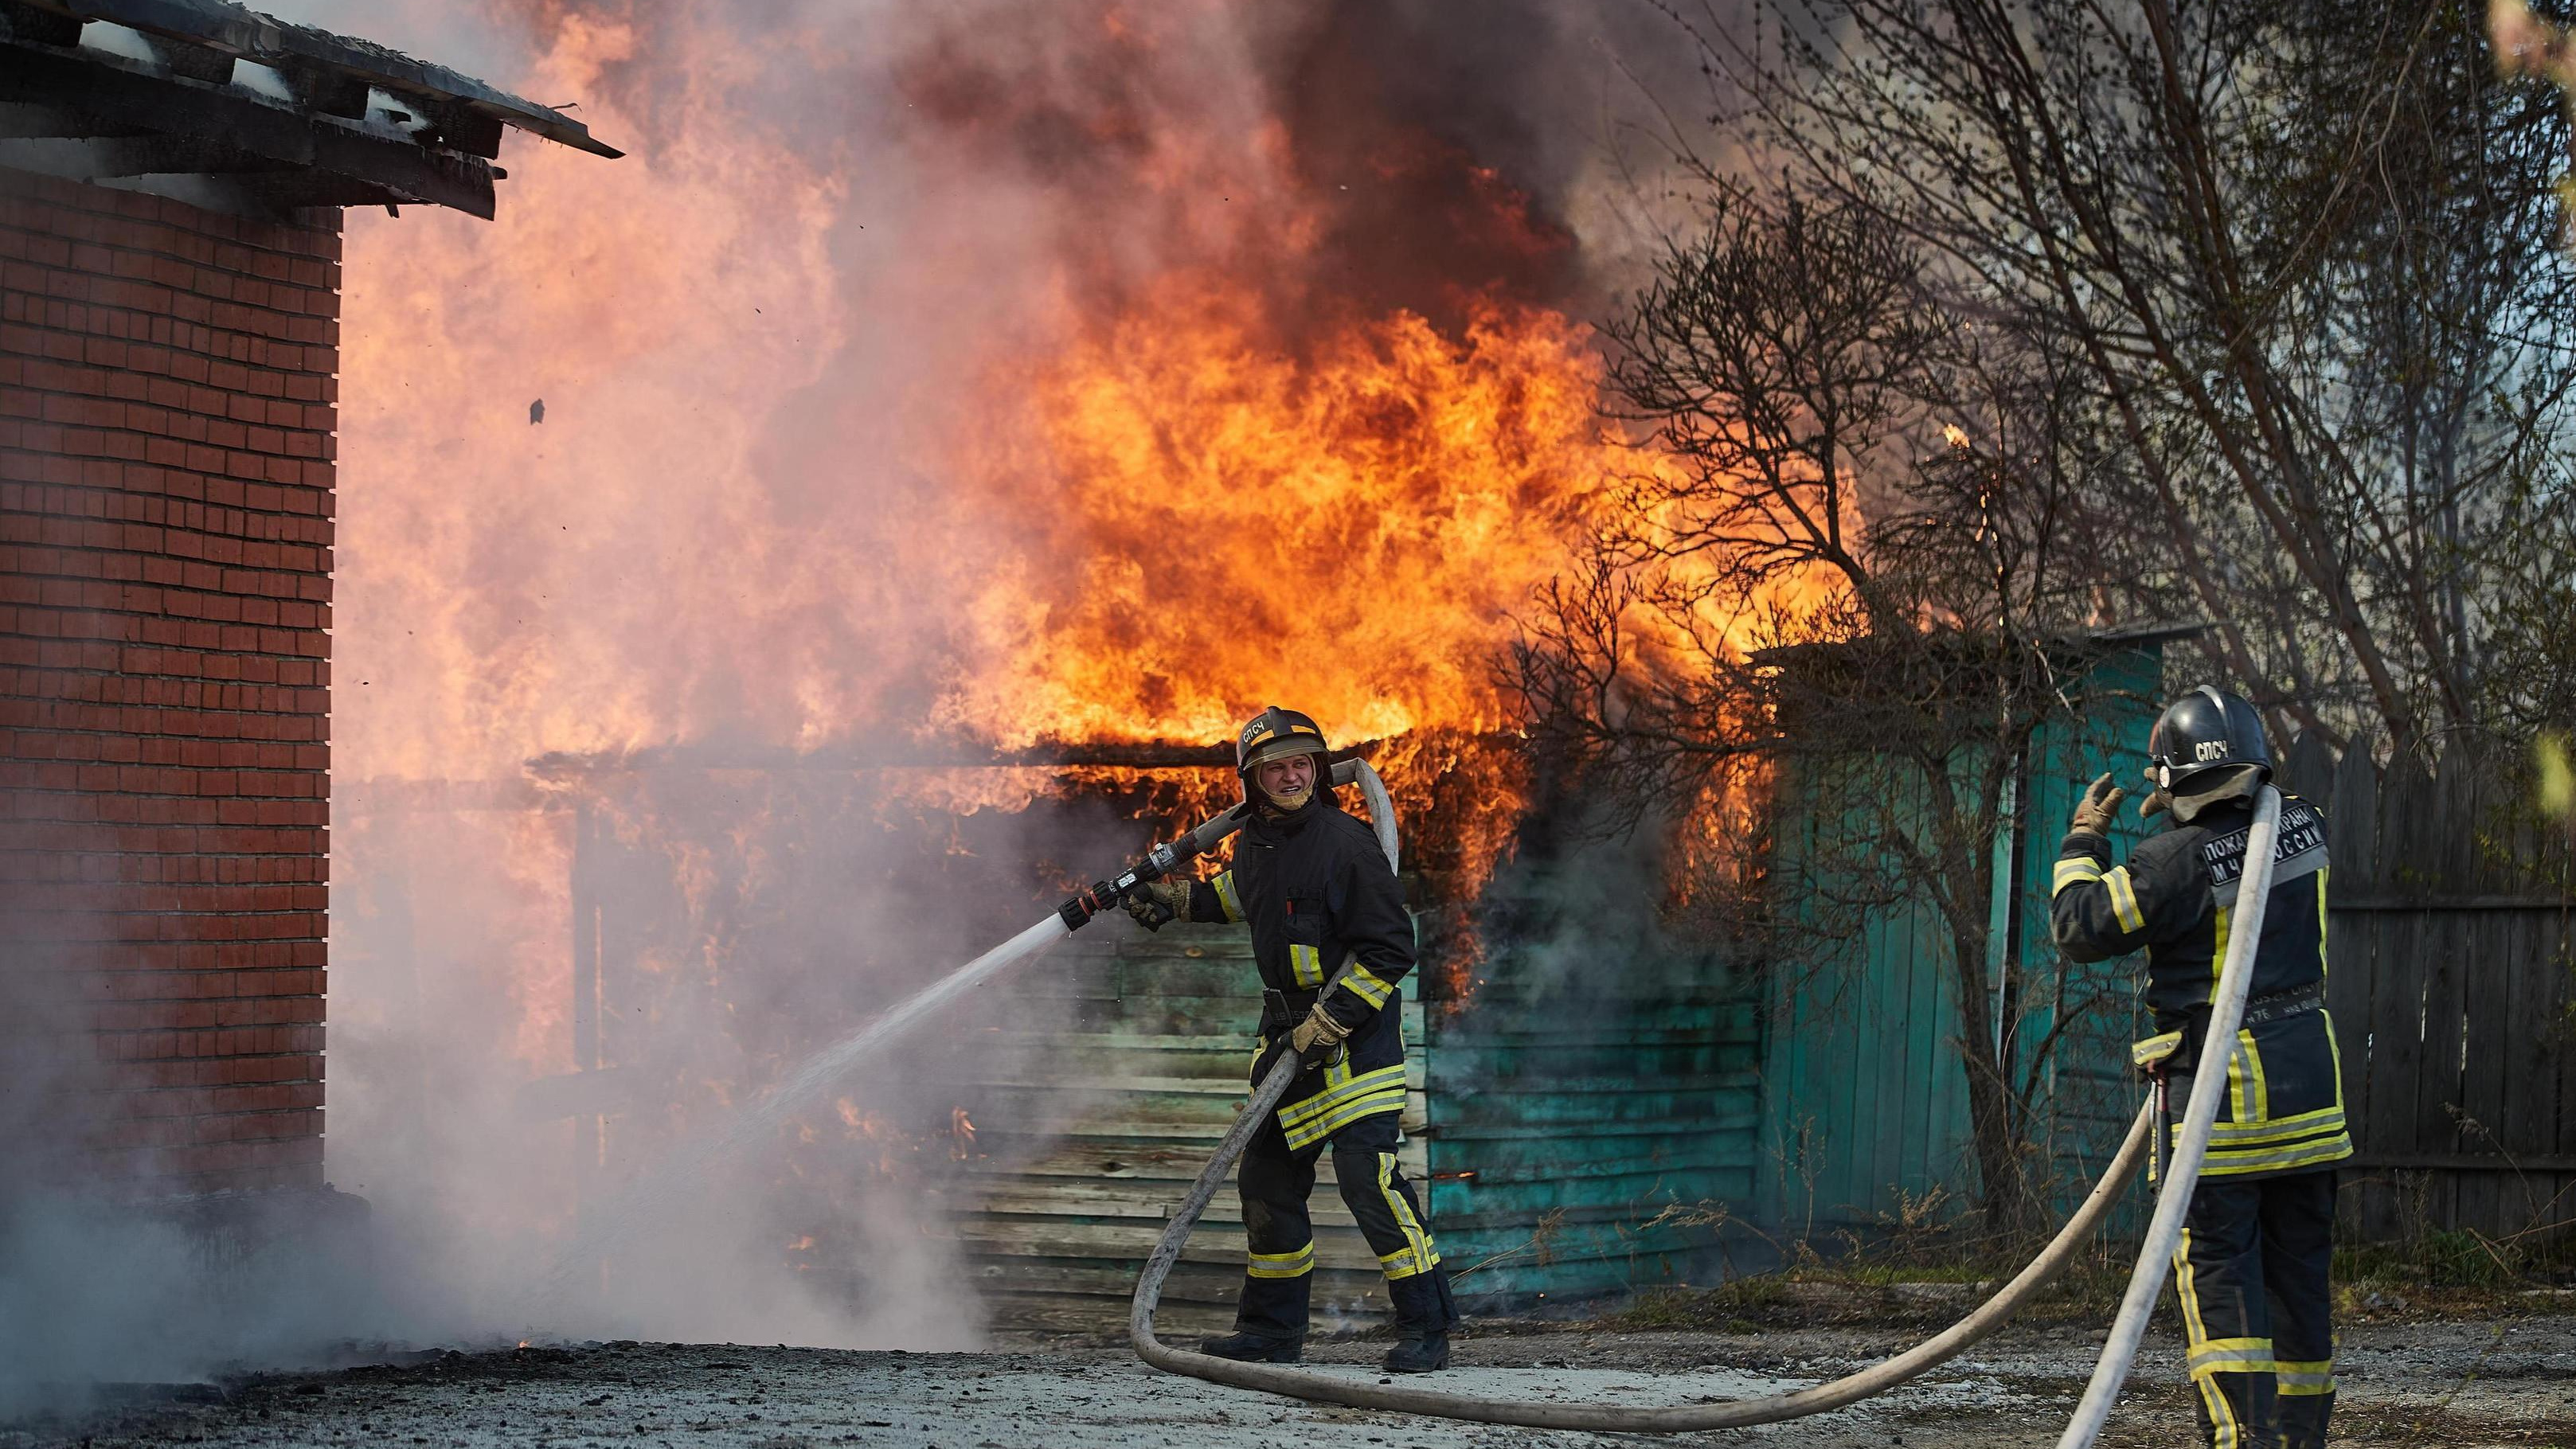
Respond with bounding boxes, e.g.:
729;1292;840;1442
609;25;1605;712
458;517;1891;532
1513;188;2127;1234
1647;0;2576;757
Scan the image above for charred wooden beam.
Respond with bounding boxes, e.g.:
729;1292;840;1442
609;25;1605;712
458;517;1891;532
521;737;1418;782
11;0;621;158
0;100;150;139
233;170;408;213
0;41;497;216
0;0;80;46
72;131;281;176
426;101;504;160
279;60;367;119
136;29;229;83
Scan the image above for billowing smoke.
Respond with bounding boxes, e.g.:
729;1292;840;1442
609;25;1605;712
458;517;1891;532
6;0;1741;1400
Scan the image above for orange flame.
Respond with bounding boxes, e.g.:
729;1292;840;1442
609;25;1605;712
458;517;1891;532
936;278;1613;750
327;0;1706;1089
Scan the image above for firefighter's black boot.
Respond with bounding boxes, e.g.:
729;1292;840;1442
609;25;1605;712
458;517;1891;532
1197;1330;1303;1363
1382;1265;1457;1373
1382;1330;1448;1373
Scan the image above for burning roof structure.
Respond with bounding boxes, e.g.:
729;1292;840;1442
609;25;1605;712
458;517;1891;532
0;0;617;218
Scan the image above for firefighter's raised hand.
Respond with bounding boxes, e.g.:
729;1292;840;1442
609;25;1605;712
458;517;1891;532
2071;772;2127;836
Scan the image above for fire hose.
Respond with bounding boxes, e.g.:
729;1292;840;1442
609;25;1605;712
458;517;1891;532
1108;782;2256;1441
1113;779;2283;1435
1131;1045;2151;1431
1045;764;2281;1435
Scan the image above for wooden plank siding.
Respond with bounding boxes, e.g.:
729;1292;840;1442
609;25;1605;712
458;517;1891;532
935;922;1429;1335
1422;983;1764;1305
2291;737;2576;1246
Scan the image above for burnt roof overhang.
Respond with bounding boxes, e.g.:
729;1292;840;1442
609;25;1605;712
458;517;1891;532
1748;619;2214;673
0;0;618;221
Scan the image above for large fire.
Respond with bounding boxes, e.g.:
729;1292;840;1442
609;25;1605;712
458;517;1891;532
318;2;1757;1312
331;3;1637;994
941;277;1609;752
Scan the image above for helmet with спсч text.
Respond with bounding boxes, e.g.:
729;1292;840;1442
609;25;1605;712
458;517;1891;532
1234;705;1330;806
2144;685;2272;794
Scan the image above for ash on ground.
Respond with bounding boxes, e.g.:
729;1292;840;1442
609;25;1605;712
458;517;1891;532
5;1309;2570;1448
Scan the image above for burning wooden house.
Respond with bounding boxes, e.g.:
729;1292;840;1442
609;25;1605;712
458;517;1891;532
463;732;1753;1333
458;628;2199;1334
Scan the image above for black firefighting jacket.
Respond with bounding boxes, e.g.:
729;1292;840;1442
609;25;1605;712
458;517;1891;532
1183;792;1414;1151
2050;793;2351;1178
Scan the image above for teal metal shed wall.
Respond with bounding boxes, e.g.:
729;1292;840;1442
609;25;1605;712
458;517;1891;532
1756;642;2167;1237
2014;645;2165;1226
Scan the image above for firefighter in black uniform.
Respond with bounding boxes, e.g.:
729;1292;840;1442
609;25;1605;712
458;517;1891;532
2053;686;2349;1449
1126;705;1458;1372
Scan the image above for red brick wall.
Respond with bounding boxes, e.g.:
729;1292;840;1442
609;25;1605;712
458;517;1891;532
0;166;335;1197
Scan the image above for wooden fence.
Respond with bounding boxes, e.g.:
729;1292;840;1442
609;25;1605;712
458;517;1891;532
2275;733;2576;1246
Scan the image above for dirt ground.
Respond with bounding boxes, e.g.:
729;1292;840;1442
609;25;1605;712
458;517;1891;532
6;1303;2570;1449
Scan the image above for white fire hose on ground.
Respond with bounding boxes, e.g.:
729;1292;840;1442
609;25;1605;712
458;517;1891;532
1120;771;2284;1437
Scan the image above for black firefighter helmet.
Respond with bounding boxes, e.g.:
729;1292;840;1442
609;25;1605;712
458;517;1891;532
1235;705;1330;805
2145;685;2272;794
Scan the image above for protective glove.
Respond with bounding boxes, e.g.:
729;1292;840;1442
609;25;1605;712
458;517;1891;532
2070;771;2126;836
1124;878;1190;931
1288;1001;1353;1065
2139;788;2173;821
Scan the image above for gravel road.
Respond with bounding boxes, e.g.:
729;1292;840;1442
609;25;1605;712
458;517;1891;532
5;1311;2569;1447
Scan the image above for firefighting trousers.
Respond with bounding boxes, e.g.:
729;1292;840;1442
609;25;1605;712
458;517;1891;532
1231;1107;1458;1341
2173;1169;2337;1449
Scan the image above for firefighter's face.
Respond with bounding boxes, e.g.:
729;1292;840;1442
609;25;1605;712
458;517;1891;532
1255;752;1316;807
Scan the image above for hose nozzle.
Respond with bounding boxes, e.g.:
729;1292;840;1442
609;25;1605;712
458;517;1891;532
1056;760;1367;933
1056;837;1198;932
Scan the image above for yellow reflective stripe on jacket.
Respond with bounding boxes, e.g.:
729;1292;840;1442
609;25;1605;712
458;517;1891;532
1288;943;1324;988
2323;1008;2347;1103
1338;963;1397;1010
1213;871;1244;924
2316;865;2331;980
2053;857;2105;895
2105;865;2144;932
2242;1030;2269;1120
2227;1030;2265;1124
2208;904;2232;1002
2196;1132;2353;1177
1246;1243;1314;1279
1280;1063;1406;1123
1278;1064;1407;1150
2203;1104;2345;1146
1281;1089;1408;1150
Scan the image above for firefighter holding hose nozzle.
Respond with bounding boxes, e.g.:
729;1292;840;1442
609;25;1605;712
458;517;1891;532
1124;706;1459;1373
2052;687;2351;1449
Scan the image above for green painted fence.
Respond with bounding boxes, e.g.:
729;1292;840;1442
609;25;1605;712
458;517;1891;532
1421;980;1765;1305
1757;638;2169;1240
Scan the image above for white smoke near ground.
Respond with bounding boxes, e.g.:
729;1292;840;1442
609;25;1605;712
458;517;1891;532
6;0;1741;1409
